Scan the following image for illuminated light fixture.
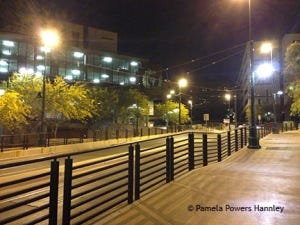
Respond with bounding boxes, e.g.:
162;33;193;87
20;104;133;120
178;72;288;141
120;82;125;85
3;40;14;47
36;55;44;60
73;51;84;58
71;69;80;75
40;30;59;48
2;50;11;55
101;74;109;78
19;67;34;74
40;46;51;53
178;78;187;88
225;93;231;101
0;60;8;66
27;68;34;74
19;67;27;74
37;65;45;71
129;77;136;83
93;78;100;83
0;68;8;73
256;63;274;79
260;42;272;54
277;90;283;95
130;61;138;66
103;57;112;63
65;75;73;80
35;71;43;77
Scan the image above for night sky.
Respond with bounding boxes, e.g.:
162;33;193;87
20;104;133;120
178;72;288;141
1;0;300;85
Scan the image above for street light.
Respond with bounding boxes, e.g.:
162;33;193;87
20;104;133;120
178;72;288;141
224;93;231;129
246;0;261;149
39;29;59;146
188;100;193;126
178;78;187;128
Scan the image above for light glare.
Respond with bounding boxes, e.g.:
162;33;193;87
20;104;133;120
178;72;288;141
256;63;274;78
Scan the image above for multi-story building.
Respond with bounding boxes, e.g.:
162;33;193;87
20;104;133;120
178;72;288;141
237;34;300;124
0;19;162;88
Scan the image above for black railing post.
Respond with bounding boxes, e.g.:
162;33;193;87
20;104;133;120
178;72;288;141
116;129;119;139
49;159;59;225
63;157;73;225
217;134;222;162
170;137;174;181
128;144;134;204
202;133;208;166
166;137;174;182
134;143;140;200
240;128;244;148
105;128;109;140
0;136;3;152
22;135;26;150
227;131;231;156
188;133;195;171
244;127;247;145
235;129;238;151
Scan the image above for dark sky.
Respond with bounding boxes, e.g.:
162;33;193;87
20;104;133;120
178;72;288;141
1;0;300;84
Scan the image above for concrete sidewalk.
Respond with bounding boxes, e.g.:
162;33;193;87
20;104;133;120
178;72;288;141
99;131;300;225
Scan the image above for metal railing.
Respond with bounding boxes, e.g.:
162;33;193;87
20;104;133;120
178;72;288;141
0;126;275;224
0;126;183;152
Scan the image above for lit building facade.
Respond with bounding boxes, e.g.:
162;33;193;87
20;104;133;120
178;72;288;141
0;20;162;88
237;34;300;123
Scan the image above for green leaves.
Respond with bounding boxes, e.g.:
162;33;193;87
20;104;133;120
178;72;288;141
0;73;94;131
0;90;31;130
154;100;190;125
285;42;300;116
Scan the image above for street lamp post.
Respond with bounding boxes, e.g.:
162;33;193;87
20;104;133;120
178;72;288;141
247;0;261;149
178;78;187;129
188;100;193;126
225;93;231;129
39;29;59;146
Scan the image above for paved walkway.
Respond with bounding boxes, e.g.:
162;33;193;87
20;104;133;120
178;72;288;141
99;131;300;225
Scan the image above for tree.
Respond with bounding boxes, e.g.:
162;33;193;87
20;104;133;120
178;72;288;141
155;100;190;126
285;42;300;81
285;42;300;119
89;87;118;128
0;90;31;132
2;73;95;134
116;88;150;133
46;77;95;135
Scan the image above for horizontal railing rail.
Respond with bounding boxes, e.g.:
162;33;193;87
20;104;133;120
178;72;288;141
0;125;281;224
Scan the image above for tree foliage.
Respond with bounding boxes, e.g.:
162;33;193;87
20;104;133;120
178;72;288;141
88;87;150;128
89;87;118;126
0;90;31;131
155;100;190;125
287;80;300;116
285;42;300;80
285;42;300;116
116;88;150;126
0;73;95;132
